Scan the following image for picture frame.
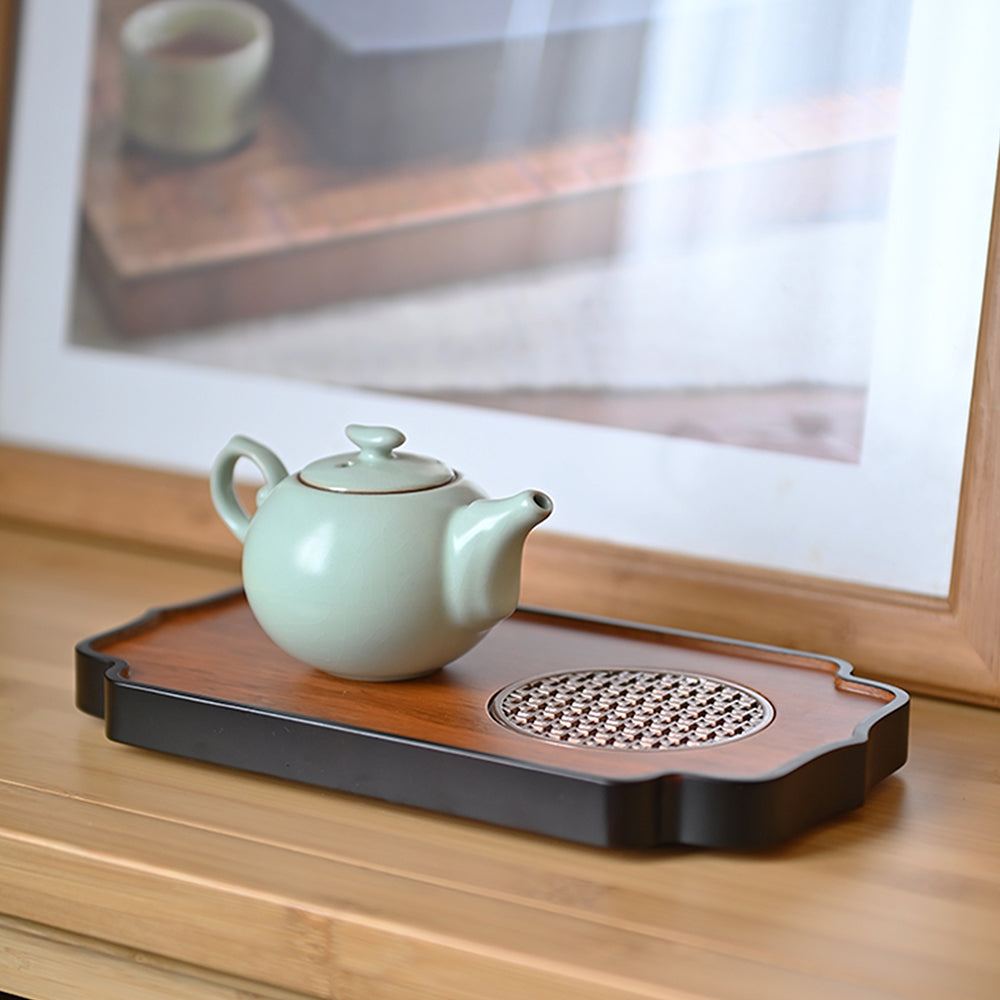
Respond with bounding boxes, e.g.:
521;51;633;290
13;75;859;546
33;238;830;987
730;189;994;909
1;0;998;707
0;2;14;190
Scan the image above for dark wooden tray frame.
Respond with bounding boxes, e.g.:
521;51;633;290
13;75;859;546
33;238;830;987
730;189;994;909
75;589;909;850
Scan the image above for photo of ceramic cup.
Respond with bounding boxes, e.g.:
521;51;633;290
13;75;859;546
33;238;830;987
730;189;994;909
121;0;272;158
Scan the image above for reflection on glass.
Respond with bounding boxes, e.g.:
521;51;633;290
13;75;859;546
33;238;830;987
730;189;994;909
73;0;912;462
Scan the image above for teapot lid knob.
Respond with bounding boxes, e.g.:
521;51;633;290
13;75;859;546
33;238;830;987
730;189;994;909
346;424;406;461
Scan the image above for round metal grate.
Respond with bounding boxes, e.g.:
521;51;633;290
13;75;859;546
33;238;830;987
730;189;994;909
489;668;774;750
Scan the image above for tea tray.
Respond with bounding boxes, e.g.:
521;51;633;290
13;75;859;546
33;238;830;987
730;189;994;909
76;589;908;849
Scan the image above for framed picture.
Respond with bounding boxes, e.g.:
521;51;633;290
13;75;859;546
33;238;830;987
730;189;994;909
2;0;999;705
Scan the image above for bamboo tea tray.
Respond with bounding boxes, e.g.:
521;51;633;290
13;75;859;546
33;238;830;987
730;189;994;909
76;589;908;849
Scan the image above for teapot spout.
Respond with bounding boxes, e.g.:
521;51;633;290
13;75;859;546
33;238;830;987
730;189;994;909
446;490;553;632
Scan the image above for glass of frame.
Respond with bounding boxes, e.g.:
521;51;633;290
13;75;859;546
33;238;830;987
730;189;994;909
2;0;999;705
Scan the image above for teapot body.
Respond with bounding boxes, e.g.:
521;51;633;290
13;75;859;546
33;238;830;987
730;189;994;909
210;425;552;680
243;474;489;680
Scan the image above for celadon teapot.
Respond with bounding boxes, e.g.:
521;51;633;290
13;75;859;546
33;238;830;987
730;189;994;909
210;424;552;680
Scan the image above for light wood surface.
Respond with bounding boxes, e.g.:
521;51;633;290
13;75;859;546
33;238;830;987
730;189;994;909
1;520;998;999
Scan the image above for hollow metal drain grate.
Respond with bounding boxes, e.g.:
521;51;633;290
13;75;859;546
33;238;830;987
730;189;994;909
489;668;774;750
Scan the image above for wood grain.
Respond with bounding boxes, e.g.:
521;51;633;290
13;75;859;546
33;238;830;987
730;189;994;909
0;914;309;1000
0;523;998;998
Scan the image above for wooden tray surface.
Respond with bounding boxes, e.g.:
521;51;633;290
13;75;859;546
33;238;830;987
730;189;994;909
76;589;908;849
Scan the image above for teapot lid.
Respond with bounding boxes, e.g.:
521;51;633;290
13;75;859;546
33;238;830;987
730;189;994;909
298;425;455;493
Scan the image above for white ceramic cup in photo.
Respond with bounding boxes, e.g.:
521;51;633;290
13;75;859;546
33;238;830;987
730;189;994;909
121;0;272;158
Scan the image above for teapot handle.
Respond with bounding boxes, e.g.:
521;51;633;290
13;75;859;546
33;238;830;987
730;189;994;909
210;435;289;543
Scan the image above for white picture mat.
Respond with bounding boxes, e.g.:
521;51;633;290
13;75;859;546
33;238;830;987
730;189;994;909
1;0;997;596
